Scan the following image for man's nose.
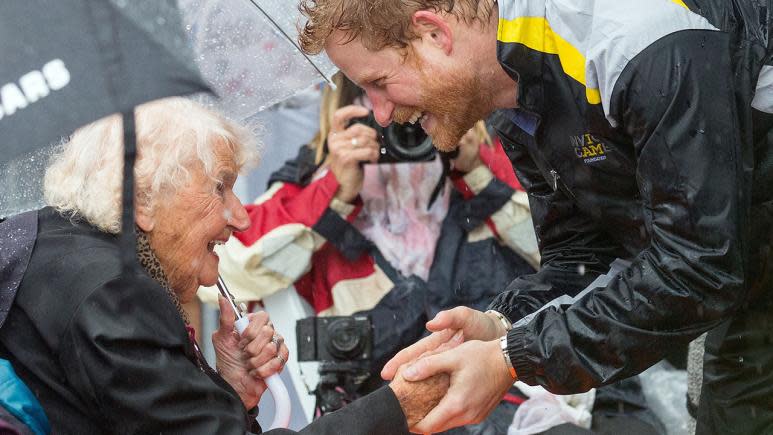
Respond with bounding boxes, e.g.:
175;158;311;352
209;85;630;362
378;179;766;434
369;91;395;127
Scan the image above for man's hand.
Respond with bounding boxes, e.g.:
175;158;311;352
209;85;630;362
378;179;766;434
405;339;516;433
326;105;380;203
212;296;289;409
382;307;508;380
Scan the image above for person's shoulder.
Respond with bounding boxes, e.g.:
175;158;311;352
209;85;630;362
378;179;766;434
34;207;121;277
21;207;122;313
579;0;718;122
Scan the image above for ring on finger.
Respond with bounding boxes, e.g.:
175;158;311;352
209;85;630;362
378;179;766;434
276;354;286;366
271;334;283;348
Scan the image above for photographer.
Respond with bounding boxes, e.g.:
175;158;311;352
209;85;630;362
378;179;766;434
201;74;659;433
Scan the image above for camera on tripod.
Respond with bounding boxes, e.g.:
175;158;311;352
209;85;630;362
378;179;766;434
348;111;436;164
296;315;375;415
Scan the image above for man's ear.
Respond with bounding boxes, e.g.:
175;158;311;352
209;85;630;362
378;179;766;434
411;10;453;55
135;204;155;232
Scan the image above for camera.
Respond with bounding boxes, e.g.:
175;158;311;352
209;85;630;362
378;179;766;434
348;111;436;164
296;315;373;363
296;315;375;415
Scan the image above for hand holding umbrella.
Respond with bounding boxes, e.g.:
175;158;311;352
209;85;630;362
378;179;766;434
217;276;292;429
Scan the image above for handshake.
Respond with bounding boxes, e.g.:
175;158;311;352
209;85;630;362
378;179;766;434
384;307;517;433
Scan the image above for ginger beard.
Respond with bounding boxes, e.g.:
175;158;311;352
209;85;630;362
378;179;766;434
393;58;491;152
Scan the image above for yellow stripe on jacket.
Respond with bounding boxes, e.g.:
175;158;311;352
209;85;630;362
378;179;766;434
497;17;602;105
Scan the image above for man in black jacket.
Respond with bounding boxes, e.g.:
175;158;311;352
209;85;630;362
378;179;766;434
298;0;773;433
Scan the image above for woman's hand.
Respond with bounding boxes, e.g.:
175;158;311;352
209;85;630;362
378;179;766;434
405;339;516;433
212;296;289;409
326;105;381;203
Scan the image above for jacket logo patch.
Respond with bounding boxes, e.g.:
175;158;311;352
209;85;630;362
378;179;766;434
570;134;607;164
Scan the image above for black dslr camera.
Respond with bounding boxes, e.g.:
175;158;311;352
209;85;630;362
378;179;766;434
296;315;373;362
348;112;436;164
296;315;375;415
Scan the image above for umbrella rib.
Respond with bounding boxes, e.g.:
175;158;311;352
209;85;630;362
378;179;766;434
244;0;331;83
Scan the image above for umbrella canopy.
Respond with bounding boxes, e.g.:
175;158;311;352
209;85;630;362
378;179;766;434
0;0;211;218
180;0;337;121
0;0;210;163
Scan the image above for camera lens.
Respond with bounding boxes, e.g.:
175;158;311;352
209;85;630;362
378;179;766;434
326;318;364;360
385;123;435;161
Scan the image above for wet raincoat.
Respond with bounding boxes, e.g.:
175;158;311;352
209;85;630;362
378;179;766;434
487;1;773;433
0;208;407;434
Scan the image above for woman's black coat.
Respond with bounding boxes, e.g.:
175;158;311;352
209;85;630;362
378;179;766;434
0;207;406;434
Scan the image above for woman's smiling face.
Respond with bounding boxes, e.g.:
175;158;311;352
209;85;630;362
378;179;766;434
138;138;250;303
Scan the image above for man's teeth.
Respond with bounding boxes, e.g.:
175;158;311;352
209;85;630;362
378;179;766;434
408;111;424;124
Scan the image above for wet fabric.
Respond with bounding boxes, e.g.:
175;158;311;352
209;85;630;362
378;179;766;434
0;208;410;434
0;207;249;433
486;0;773;433
697;296;773;434
0;211;37;329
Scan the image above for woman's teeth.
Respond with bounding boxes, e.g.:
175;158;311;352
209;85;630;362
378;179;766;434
207;240;225;252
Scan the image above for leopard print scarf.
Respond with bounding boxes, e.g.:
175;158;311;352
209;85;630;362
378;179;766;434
135;228;189;325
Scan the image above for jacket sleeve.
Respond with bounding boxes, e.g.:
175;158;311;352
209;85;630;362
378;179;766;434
59;274;251;434
265;386;408;435
199;170;343;304
487;124;629;322
503;29;748;393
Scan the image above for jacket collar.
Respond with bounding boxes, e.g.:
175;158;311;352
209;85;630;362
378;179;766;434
495;0;547;115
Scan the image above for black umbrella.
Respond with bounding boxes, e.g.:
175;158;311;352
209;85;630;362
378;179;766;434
0;0;209;163
0;0;210;261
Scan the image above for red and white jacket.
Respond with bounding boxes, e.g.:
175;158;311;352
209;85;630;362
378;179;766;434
199;139;539;316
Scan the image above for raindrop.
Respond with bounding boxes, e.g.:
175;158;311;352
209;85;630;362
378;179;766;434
577;264;586;276
738;356;744;364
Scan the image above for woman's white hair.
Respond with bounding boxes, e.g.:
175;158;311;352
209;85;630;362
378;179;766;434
44;97;259;233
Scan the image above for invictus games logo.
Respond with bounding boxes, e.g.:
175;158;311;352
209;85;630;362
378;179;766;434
570;133;607;164
0;59;71;121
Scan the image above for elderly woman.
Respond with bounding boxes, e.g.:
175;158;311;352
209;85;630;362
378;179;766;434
0;98;445;434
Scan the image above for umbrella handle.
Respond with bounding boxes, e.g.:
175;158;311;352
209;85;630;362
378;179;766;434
235;317;292;429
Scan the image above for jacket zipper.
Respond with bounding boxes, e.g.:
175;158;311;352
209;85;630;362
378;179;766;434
549;169;559;191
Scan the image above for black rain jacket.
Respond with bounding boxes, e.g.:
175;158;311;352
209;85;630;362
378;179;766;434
488;0;773;393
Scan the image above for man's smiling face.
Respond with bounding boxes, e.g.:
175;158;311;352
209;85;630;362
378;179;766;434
325;31;492;152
